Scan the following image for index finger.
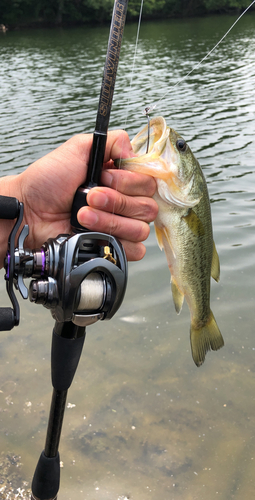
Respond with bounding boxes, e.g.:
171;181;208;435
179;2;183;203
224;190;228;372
101;169;157;197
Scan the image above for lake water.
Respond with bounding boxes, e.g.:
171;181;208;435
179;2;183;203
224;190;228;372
0;11;255;500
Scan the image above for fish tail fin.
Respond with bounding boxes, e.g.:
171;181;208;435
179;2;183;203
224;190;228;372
190;310;224;367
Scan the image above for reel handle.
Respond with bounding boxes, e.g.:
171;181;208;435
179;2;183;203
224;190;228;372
0;195;19;219
0;307;15;331
0;195;23;331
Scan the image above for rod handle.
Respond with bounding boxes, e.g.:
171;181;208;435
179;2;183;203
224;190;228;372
31;451;60;500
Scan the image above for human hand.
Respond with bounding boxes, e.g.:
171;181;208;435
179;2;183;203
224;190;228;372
8;130;158;261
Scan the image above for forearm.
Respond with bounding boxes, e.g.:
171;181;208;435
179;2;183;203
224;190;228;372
0;175;22;268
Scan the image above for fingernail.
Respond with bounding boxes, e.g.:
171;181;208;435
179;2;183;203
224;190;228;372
78;208;98;227
89;190;108;208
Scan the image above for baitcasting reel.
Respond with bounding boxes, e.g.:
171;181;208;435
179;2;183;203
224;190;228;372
0;193;128;500
0;194;127;332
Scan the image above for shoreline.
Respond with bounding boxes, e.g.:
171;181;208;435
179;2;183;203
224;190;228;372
1;7;255;32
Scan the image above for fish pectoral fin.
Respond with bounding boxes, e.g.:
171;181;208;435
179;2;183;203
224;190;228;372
154;223;164;251
190;310;224;367
171;278;184;315
182;209;205;236
211;241;220;282
154;223;176;259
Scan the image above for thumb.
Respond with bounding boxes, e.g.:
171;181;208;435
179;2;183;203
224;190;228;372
104;130;135;163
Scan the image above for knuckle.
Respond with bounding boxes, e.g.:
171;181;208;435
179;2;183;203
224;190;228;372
136;199;158;223
141;222;150;240
115;193;128;215
108;215;123;235
119;130;130;142
132;221;150;241
148;199;159;221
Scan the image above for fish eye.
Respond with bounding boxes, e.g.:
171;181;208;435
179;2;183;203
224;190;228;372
176;139;187;152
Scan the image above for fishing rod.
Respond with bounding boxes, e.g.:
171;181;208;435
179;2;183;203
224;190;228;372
71;0;129;231
0;1;129;499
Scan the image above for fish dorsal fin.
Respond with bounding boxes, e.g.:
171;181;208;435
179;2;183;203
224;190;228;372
171;277;184;315
211;241;220;282
182;209;205;236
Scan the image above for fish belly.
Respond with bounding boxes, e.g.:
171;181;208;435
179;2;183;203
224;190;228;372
154;192;224;366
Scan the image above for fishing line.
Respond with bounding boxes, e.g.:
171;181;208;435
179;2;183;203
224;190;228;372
116;0;144;139
126;0;144;106
144;0;255;115
109;0;255;235
109;0;144;229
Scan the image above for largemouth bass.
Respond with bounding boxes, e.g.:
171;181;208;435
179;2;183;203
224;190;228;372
118;116;224;367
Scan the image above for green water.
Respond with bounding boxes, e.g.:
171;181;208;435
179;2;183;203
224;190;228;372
0;12;255;500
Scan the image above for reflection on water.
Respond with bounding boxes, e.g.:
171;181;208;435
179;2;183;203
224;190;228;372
0;12;255;500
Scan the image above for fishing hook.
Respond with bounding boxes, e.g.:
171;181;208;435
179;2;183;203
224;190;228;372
144;106;150;154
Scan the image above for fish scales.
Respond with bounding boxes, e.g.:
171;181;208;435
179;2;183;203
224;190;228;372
160;192;212;321
118;116;224;366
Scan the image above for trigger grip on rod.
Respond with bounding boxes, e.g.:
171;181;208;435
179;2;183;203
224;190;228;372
70;130;107;233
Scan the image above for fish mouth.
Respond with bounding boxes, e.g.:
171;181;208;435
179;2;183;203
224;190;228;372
115;116;175;180
132;116;169;156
